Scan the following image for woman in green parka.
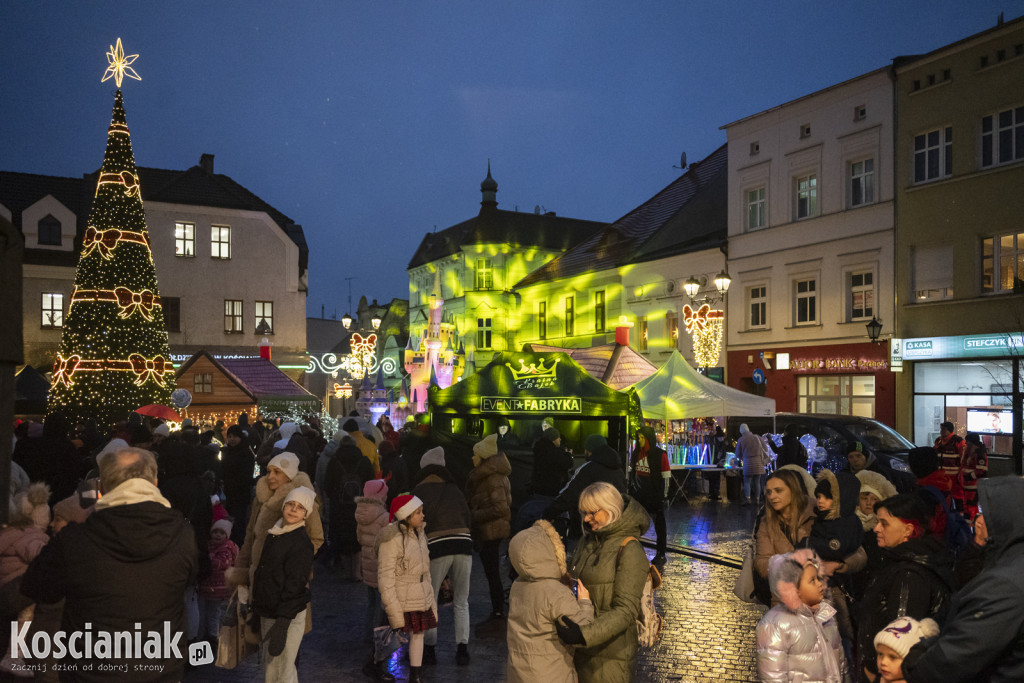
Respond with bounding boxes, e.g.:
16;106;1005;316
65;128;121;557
555;481;652;683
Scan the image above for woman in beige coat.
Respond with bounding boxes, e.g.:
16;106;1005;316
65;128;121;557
754;468;815;582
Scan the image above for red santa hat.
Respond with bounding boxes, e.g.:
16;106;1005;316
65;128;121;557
389;494;423;522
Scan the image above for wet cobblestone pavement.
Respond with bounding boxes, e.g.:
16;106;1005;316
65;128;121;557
184;492;766;682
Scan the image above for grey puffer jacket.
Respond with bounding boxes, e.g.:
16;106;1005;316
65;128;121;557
570;496;651;683
756;600;845;683
507;520;594;683
375;521;436;630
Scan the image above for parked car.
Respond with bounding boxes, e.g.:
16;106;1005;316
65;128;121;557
726;413;917;492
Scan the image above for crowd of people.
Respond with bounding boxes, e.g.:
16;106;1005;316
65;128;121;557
4;411;1021;682
743;420;1022;683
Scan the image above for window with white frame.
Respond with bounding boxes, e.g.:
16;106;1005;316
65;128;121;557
795;174;818;219
211;225;231;259
477;318;492;349
666;311;679;347
794;278;817;325
224;299;243;333
475;258;493;289
41;293;63;328
255;301;274;333
194;373;213;393
850;158;875;207
746;186;766;230
175;222;196;257
913;127;952;183
564;296;575;336
594;291;606;332
982;231;1024;293
848;270;874;320
638;316;648;351
982;107;1024;167
912;245;954;301
748;286;767;329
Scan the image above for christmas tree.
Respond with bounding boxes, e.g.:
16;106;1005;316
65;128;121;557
48;40;173;426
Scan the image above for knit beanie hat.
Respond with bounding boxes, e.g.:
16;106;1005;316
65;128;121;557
421;446;445;468
856;469;898;502
390;494;423;522
541;417;556;430
343;419;359;433
874;616;940;658
284;486;315;519
11;483;51;530
279;422;299;440
226;424;245;440
908;447;939;479
211;518;233;537
181;418;194;429
52;493;92;525
542;427;561;442
153;424;170;438
584;434;607;453
473;434;499;464
267;452;300;481
768;548;821;611
363;479;388;500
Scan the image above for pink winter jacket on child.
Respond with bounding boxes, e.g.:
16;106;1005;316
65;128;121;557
355;496;390;589
198;537;239;602
0;526;49;587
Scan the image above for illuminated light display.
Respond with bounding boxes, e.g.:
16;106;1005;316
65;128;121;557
101;38;141;88
48;46;173;425
682;304;724;368
333;382;353;399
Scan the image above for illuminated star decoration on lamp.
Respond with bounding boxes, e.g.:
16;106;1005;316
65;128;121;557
101;38;141;88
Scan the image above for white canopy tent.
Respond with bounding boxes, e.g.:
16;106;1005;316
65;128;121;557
629;350;775;420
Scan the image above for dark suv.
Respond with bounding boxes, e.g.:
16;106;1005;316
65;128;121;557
727;413;916;491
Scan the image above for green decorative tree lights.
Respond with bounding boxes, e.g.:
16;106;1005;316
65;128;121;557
48;43;172;426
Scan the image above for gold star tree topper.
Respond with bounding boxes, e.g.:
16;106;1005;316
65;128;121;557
101;38;141;88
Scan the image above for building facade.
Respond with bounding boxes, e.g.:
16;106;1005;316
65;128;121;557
722;68;898;425
892;16;1024;464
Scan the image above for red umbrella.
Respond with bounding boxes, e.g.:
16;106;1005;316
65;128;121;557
134;404;181;422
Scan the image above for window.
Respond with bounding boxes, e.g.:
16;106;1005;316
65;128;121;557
38;215;62;246
750;141;760;155
982;232;1024;293
850;159;875;207
795;174;818;219
211;225;231;259
638;316;648;351
255;301;274;334
748;286;767;329
913;127;952;183
594;291;605;332
746;186;766;230
194;373;213;394
163;297;181;333
798;376;875;418
538;302;547;340
854;105;867;121
800;123;812;138
913;245;954;301
981;107;1024;167
224;299;243;333
794;279;817;325
41;293;63;328
477;318;492;349
849;271;874;320
564;296;574;336
175;222;196;257
667;311;679;347
475;258;493;289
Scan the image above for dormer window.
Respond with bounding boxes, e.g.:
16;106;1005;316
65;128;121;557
38;215;62;246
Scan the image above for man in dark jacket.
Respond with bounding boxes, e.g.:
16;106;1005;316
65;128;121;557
323;442;374;578
412;447;474;666
13;412;82;504
629;425;670;564
220;425;255;547
768;424;808;469
544;437;626;524
903;477;1024;683
22;447;197;682
530;428;574;497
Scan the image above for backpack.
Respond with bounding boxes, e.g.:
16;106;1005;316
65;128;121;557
616;537;664;648
922;485;973;559
337;460;363;505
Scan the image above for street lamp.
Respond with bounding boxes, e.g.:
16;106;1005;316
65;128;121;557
866;316;883;343
371;312;382;330
713;270;732;294
683;276;701;298
341;312;352;329
683;271;731;306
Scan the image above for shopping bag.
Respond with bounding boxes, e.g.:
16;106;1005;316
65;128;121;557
215;589;257;669
438;576;454;606
372;624;408;662
732;543;759;604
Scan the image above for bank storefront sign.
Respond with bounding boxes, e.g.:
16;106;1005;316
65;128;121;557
894;333;1024;362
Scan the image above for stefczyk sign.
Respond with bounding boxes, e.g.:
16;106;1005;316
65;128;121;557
481;397;582;413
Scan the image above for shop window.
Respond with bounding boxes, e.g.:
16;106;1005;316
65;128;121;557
913;245;954;301
194;373;213;393
163;297;181;333
982;231;1024;293
41;293;63;328
798;375;875;417
538;302;547;340
848;271;874;321
224;299;243;334
175;222;196;257
794;278;817;325
564;296;574;336
594;291;605;332
981;106;1024;168
913;127;952;184
477;318;491;349
211;225;231;259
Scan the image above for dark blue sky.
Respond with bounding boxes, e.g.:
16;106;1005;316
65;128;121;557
3;2;1016;316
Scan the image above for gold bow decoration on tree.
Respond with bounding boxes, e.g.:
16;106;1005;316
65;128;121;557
128;354;170;387
97;170;140;197
114;287;158;320
52;354;82;388
82;227;150;260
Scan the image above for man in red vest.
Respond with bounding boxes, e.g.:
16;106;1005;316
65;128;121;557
934;421;966;509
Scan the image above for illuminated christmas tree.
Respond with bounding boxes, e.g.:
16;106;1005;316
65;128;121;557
48;40;173;426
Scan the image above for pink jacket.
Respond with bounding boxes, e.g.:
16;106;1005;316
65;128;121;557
355;496;389;588
198;538;239;601
0;526;49;587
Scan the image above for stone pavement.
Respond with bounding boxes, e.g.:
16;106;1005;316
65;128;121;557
185;491;766;683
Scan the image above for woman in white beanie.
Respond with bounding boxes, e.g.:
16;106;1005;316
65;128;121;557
251;486;316;683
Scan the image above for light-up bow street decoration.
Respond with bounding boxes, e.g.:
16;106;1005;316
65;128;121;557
306;333;398;380
682;304;724;368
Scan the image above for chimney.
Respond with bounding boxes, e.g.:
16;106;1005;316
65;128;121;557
199;154;214;174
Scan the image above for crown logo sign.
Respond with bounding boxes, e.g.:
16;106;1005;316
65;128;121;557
505;357;559;381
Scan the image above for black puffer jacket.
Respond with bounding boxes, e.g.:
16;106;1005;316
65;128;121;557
855;534;953;678
412;465;473;558
531;438;574;497
904;477;1024;683
806;469;863;562
252;525;315;620
544;445;626;519
220;440;255;513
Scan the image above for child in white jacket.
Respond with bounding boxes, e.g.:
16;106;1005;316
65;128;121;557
756;548;847;683
376;494;435;683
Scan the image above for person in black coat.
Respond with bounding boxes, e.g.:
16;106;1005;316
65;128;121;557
768;424;808;469
544;440;626;524
530;428;574;498
13;412;82;504
855;492;953;682
324;443;374;578
221;425;256;547
377;441;409;508
21;447;197;682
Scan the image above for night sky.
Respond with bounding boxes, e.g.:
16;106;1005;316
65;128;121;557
3;2;1015;316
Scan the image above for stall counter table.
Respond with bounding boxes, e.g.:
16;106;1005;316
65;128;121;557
667;465;726;507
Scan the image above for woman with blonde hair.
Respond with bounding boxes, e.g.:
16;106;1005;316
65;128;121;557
555;482;650;683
